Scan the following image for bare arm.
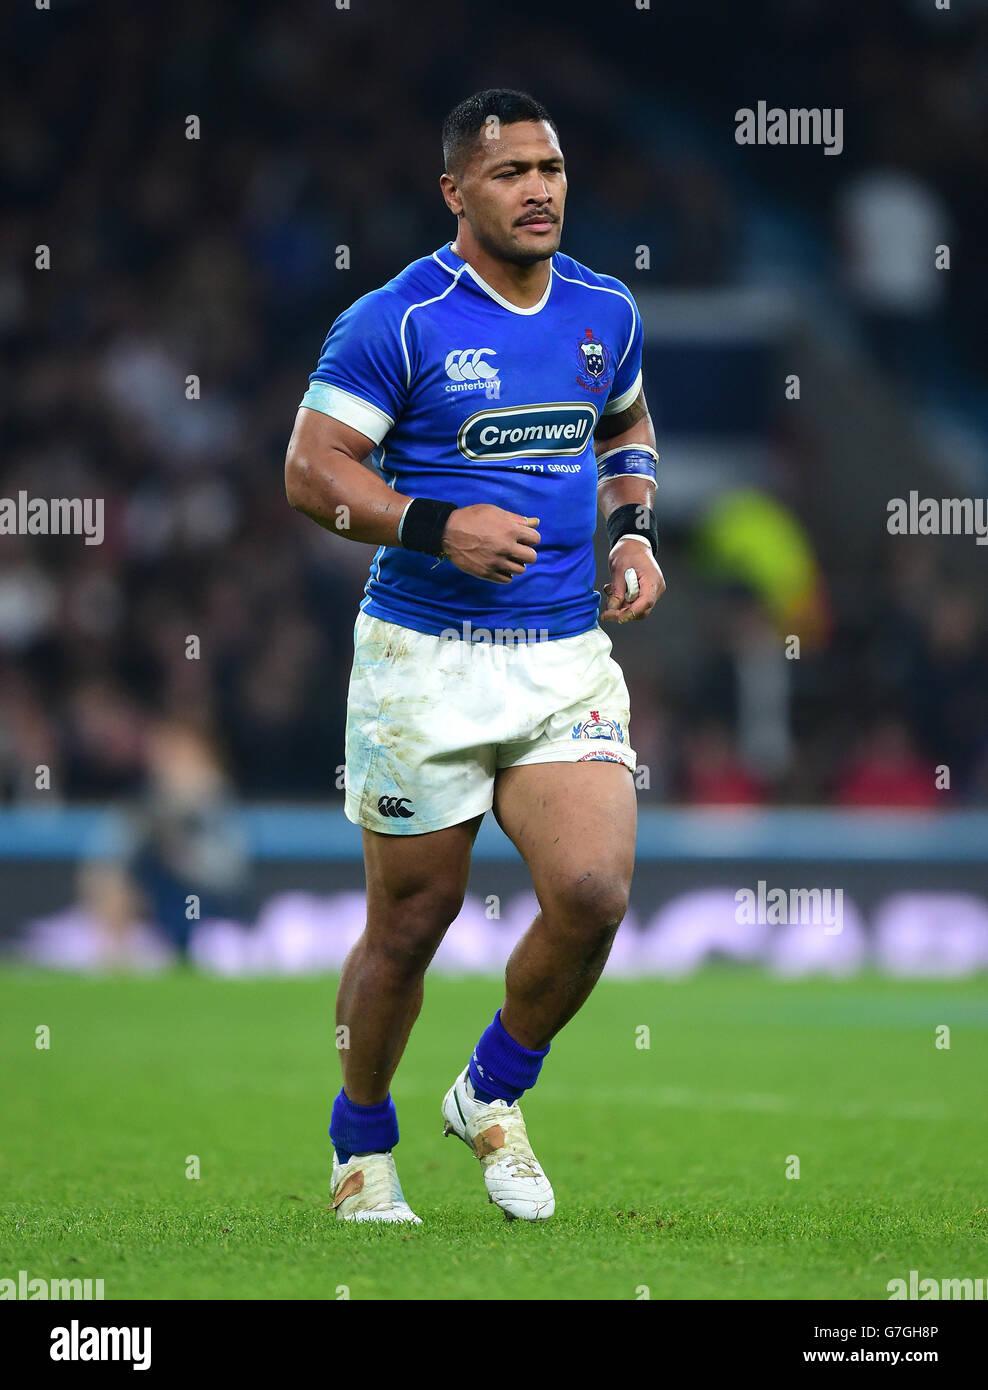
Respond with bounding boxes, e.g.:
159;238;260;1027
594;386;657;518
285;406;410;545
285;405;540;583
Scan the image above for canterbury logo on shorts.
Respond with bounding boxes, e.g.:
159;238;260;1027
377;796;415;818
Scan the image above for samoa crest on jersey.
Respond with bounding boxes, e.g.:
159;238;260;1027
575;329;614;396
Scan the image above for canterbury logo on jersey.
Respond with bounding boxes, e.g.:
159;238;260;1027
444;348;498;382
458;403;598;461
377;795;415;818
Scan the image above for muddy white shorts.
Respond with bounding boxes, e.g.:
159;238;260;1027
344;610;636;835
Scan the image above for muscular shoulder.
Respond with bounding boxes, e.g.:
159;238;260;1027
550;252;638;315
377;252;459;313
318;254;452;363
330;254;460;353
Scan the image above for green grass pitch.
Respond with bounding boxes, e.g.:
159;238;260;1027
1;966;985;1300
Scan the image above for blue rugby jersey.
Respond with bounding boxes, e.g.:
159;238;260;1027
302;241;644;639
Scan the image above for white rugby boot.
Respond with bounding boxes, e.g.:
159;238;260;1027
441;1067;555;1220
330;1151;422;1224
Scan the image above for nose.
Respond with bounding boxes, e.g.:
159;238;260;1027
524;173;552;203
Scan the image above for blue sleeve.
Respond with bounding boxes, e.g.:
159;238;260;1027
302;289;409;445
603;284;643;417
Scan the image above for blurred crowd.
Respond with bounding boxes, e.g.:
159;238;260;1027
1;0;985;808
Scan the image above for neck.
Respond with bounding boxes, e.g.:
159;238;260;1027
450;232;551;309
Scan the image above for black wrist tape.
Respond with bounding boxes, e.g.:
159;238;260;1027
399;498;458;557
606;503;658;557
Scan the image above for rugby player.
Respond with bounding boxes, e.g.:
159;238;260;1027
285;88;665;1223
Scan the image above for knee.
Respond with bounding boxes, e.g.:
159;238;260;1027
365;887;465;978
548;871;630;941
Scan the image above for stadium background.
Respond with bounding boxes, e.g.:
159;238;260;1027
0;0;985;973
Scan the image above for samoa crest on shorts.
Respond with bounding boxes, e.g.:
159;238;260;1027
572;709;624;743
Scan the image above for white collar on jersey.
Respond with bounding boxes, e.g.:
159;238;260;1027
433;243;553;316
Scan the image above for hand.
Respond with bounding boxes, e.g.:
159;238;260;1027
601;538;665;623
441;505;540;584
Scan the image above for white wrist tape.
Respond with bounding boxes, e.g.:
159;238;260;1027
608;534;653;562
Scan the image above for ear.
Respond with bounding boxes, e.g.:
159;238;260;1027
439;172;462;215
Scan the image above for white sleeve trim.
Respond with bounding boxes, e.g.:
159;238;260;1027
601;369;642;416
300;381;394;445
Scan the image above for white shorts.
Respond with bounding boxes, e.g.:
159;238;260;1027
344;610;636;835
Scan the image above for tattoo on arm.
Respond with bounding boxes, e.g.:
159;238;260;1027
594;388;648;441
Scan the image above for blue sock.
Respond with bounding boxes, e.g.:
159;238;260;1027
330;1089;399;1164
468;1010;550;1104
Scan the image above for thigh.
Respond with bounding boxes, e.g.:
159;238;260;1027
362;814;484;922
491;760;636;901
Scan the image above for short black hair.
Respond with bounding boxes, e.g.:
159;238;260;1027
442;88;558;177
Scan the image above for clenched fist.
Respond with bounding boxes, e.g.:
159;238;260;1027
441;506;541;584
